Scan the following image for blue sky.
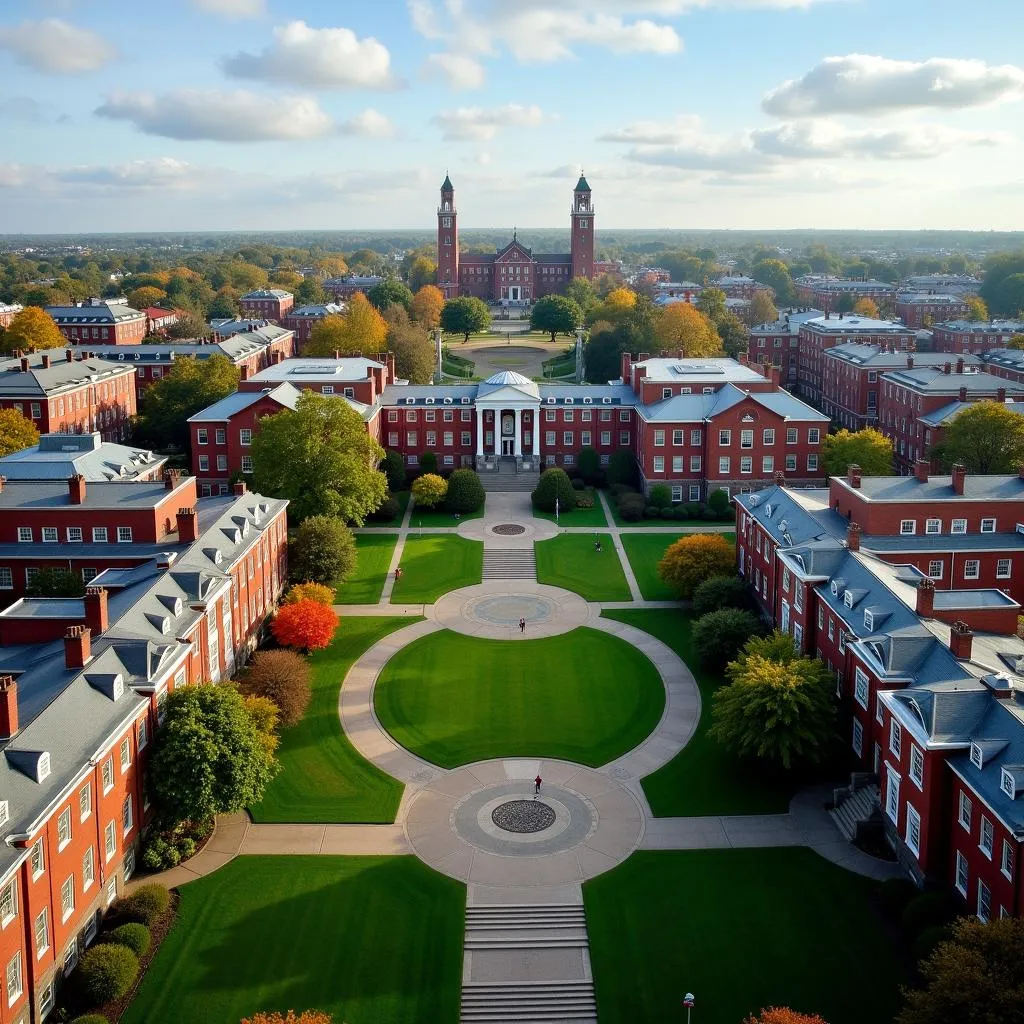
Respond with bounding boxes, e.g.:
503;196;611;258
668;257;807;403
1;0;1022;233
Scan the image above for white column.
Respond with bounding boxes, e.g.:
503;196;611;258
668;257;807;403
513;407;522;457
476;407;484;458
532;407;540;458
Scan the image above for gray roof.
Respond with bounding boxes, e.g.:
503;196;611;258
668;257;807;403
0;433;165;482
247;357;383;384
241;289;292;300
380;384;476;405
864;533;1024;553
0;354;133;398
802;315;912;334
980;349;1024;371
187;383;302;423
0;477;192;511
639;383;828;424
631;357;767;384
937;320;1024;333
826;343;979;369
82;327;291;363
888;681;992;745
881;367;1024;395
735;484;843;550
285;304;345;318
538;384;637;406
45;302;144;324
833;473;1024;502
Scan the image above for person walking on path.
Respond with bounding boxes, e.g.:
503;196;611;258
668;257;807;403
594;538;602;553
519;617;526;634
394;566;403;582
534;775;542;797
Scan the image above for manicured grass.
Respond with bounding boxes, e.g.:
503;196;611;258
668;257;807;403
393;534;483;603
250;618;415;823
374;627;664;768
584;849;905;1024
621;532;735;601
408;502;485;529
602;609;797;815
335;534;398;604
122;856;465;1024
532;493;609;527
534;533;630;602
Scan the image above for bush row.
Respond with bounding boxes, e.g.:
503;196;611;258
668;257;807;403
141;818;214;872
876;877;964;963
612;484;736;524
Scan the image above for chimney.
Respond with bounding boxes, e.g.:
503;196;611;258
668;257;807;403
951;463;966;495
916;577;935;617
944;361;952;374
738;351;749;366
64;625;91;669
334;350;341;360
41;354;50;369
621;352;632;383
19;357;28;372
998;387;1007;403
847;522;862;552
914;458;930;483
956;357;964;374
774;470;786;485
848;463;862;489
0;476;6;494
907;354;914;369
84;587;108;636
959;387;968;402
233;480;247;496
239;364;249;381
949;621;974;660
68;474;86;504
177;506;199;543
274;351;284;364
164;468;184;490
65;349;73;363
638;352;650;362
0;677;17;738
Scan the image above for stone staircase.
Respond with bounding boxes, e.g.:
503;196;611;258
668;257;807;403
460;904;597;1023
483;548;536;581
830;783;880;841
480;459;540;493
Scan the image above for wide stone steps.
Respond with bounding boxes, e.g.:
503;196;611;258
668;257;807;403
481;472;539;493
460;982;597;1023
482;548;536;581
830;784;880;841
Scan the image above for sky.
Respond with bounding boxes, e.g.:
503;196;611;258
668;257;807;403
1;0;1023;234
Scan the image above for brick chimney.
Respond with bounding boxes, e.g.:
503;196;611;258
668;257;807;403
774;470;786;485
848;463;862;488
951;463;966;495
41;354;51;369
233;480;247;496
239;364;249;381
164;468;184;490
959;386;968;402
64;625;91;669
68;474;86;504
0;476;6;494
65;349;73;363
916;577;935;617
914;458;930;483
847;522;862;552
0;677;17;738
177;506;199;543
949;620;974;660
738;352;749;366
956;357;964;374
998;387;1007;403
84;587;108;636
19;357;28;372
944;362;952;374
638;352;650;362
621;352;632;384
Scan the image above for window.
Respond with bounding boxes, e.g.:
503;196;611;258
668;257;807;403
854;667;869;709
719;457;730;474
198;455;210;472
1002;768;1016;799
889;719;902;758
106;877;117;907
563;432;573;446
884;765;899;824
740;430;753;449
653;457;665;473
5;951;21;1006
241;456;253;473
900;520;916;535
104;821;116;862
79;784;91;822
762;456;774;474
808;428;820;444
959;791;972;830
138;719;148;750
102;757;113;794
1002;838;1014;879
852;719;863;756
786;428;797;444
978;879;992;922
34;909;48;957
690;430;701;446
719;429;731;446
30;840;44;880
83;847;95;890
689;485;700;502
67;526;82;543
927;560;943;579
740;457;752;474
672;429;684;445
997;558;1011;579
117;526;132;543
662;388;671;400
119;736;131;771
690;456;701;472
654;430;665;447
763;429;775;446
807;455;818;471
215;429;225;445
980;816;994;858
671;486;683;502
910;745;924;788
0;569;11;591
925;518;940;535
955;850;969;895
0;882;15;927
905;804;921;856
60;877;74;922
122;795;133;836
981;518;996;533
42;526;58;543
239;429;252;446
216;455;227;471
964;559;980;580
16;527;31;543
62;943;78;977
197;428;208;445
57;808;72;851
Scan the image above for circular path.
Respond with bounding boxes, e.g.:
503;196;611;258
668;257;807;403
432;581;597;639
458;514;558;545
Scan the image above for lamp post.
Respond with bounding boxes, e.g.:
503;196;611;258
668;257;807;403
555;495;559;524
683;993;695;1024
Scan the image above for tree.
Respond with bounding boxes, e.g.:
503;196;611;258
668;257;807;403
251;392;386;524
244;694;281;756
652;303;721;357
0;408;39;457
410;285;445;330
822;428;895;477
745;1010;829;1024
367;278;413;313
294;278;329;306
751;258;796;305
0;306;64;354
749;291;778;325
852;297;880;319
709;631;836;769
127;285;167;310
419;452;438;474
696;287;727;324
530;295;583;341
692;608;766;671
444;468;485;513
305;293;388;357
586;287;637;326
606;450;636;488
149;684;278;825
209;287;242;320
440;296;490;341
382;449;406;492
384;306;435;384
897;916;1024;1024
411;472;448;508
271;600;338;653
165;311;208;340
692;575;753;618
289;515;357;584
139;354;240;451
25;567;85;598
283;582;334;606
407;256;438;293
964;294;989;321
531;467;576;513
834;294;855;314
658;534;735;599
1008;333;1024;351
715;310;749;358
577;446;600;483
940;401;1024;473
565;276;597;313
241;1013;334;1024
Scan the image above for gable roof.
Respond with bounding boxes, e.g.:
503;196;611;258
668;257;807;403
187;382;302;422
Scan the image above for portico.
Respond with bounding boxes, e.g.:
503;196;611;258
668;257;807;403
474;371;540;463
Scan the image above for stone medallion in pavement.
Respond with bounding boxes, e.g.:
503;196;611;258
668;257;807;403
492;524;526;536
404;758;644;886
432;582;597;639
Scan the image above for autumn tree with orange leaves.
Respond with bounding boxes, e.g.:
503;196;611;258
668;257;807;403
271;600;338;652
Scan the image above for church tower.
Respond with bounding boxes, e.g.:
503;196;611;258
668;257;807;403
569;173;594;281
437;174;459;299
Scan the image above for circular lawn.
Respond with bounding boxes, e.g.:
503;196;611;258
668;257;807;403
374;628;665;768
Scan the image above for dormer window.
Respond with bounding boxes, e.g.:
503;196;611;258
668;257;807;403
564;397;573;405
37;753;50;783
844;591;854;609
443;397;452;405
0;801;8;827
831;581;839;596
112;675;124;700
461;397;470;404
970;742;983;769
602;397;612;404
583;397;592;404
404;397;415;405
863;609;874;630
1001;769;1015;799
425;397;435;405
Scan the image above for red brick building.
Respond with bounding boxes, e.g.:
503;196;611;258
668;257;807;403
932;320;1024;354
0;433;165;484
894;294;971;330
143;307;179;335
239;290;294;323
747;309;824;387
280;304;346;347
322;276;383;300
437;174;594;301
45;301;146;346
794;277;896;311
0;352;136;442
0;304;22;329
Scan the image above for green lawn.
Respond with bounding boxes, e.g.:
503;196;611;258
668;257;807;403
584;849;905;1024
602;609;797;816
123;856;465;1024
392;535;483;604
620;532;735;601
250;618;414;823
534;533;630;602
335;534;397;604
374;628;664;768
532;493;609;527
407;502;485;529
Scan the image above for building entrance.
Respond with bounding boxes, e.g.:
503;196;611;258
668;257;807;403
501;438;515;456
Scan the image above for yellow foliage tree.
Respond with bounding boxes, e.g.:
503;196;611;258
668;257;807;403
1008;333;1024;351
964;294;988;321
1;307;65;354
242;1014;333;1024
0;408;40;457
283;582;335;606
588;319;615;338
410;285;445;329
315;257;349;278
127;286;167;311
658;534;735;598
305;293;388;357
652;303;722;357
411;472;448;508
852;297;880;318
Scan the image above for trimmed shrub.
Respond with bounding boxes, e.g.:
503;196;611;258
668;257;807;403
75;944;139;1005
419;452;438;475
577;446;601;483
606;450;636;488
141;836;180;871
901;892;959;937
659;534;736;599
368;494;400;522
701;508;718;520
685;502;703;518
289;516;356;586
382;449;406;492
644;506;660;518
240;649;312;728
914;924;952;963
609;483;637;500
618;494;646;522
673;506;689;521
104;923;151;958
112;884;170;927
692;575;753;618
692;609;766;671
648;484;672;509
283;582;334;606
575;491;596;509
707;488;730;515
660;507;676;520
531;468;576;513
444;469;485;513
70;1016;111;1024
570;477;585;490
877;877;919;918
411;472;447;508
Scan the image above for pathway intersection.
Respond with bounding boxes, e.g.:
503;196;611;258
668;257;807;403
145;487;901;1024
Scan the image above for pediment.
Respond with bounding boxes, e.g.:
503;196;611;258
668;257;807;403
476;383;540;403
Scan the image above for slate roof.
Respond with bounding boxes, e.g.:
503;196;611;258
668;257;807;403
187;383;301;422
0;433;165;482
938;320;1024;333
0;355;132;397
241;289;292;300
832;473;1024;502
881;367;1024;395
441;174;453;191
538;384;636;406
45;302;144;325
0;478;192;511
574;174;591;192
638;383;828;424
83;328;291;363
827;344;980;369
735;484;842;550
247;357;384;384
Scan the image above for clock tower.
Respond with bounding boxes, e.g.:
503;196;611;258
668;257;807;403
437;174;459;299
569;173;594;281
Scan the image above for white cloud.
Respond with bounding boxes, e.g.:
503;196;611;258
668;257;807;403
339;109;395;138
432;103;548;140
0;19;116;74
424;53;486;90
0;97;54;123
597;115;702;144
94;89;336;141
763;55;1024;117
222;21;396;89
54;158;204;190
192;0;266;16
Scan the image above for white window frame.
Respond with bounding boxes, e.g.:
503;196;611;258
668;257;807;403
57;808;72;852
884;765;900;824
959;790;972;830
853;667;869;710
909;745;924;789
955;850;969;895
980;816;994;858
981;517;996;533
905;803;921;857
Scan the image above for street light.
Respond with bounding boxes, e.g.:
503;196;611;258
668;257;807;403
683;993;695;1024
555;495;560;524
